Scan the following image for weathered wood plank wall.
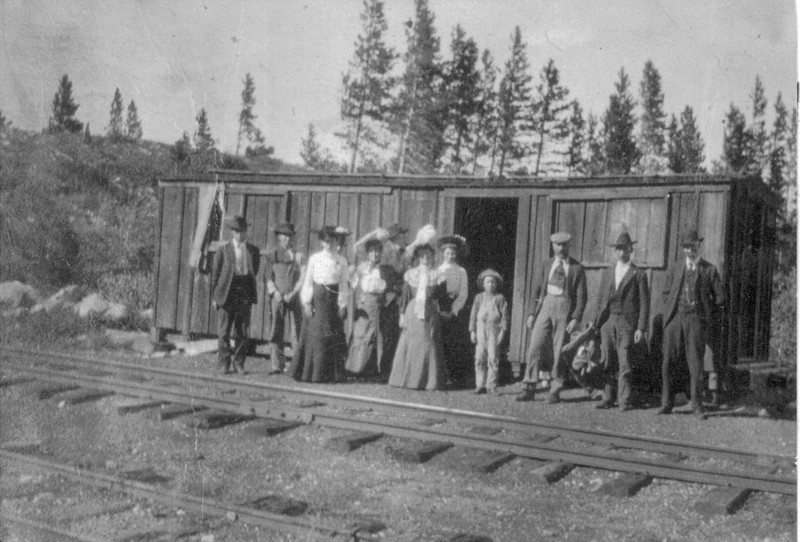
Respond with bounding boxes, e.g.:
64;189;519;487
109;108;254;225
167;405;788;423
154;175;776;370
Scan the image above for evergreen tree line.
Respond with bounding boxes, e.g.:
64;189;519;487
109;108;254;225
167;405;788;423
301;0;796;205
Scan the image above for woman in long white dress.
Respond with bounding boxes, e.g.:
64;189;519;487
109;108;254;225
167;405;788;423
388;238;446;391
289;226;350;383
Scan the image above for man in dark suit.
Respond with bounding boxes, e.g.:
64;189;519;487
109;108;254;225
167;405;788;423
658;231;724;418
592;232;650;411
212;215;260;375
518;231;587;403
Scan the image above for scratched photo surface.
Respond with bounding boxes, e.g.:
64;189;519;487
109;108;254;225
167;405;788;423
0;1;797;541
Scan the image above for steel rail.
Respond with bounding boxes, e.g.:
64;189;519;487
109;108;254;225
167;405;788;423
0;450;352;540
4;362;795;495
1;347;792;466
0;513;105;542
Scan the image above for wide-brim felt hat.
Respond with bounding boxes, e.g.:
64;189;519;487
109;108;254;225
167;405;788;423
477;268;503;289
227;215;249;231
680;230;703;246
274;223;296;236
550;231;572;243
364;238;384;252
609;232;636;247
316;225;351;241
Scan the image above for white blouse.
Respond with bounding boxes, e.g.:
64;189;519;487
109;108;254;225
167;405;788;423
353;262;387;294
300;250;350;308
437;262;468;316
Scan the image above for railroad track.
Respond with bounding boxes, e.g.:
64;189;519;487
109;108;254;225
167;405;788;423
1;348;794;496
0;347;796;540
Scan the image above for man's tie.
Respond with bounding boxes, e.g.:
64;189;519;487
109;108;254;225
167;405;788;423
550;260;566;289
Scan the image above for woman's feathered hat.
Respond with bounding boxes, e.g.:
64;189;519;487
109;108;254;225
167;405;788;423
404;224;437;258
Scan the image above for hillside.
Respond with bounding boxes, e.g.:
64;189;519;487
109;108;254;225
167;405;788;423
0;128;300;316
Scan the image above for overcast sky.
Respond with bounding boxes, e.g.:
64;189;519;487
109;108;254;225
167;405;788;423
2;0;796;167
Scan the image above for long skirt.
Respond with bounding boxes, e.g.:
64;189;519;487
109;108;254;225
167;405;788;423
289;283;346;383
440;305;471;386
388;299;445;390
345;293;384;375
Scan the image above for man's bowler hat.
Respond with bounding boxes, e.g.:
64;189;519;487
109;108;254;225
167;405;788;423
610;232;636;247
227;215;249;232
274;223;296;236
680;230;703;247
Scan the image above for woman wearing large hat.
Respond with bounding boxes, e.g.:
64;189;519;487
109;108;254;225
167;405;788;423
263;223;304;374
288;225;351;383
436;234;471;387
345;237;401;377
388;225;447;390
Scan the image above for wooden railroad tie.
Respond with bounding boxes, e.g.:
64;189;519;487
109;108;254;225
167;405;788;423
245;418;303;437
471;451;516;474
0;376;34;388
243;494;309;517
693;486;752;516
325;431;383;453
186;410;256;430
59;388;115;405
117;400;166;415
156;404;208;421
387;440;452;464
530;462;575;484
597;472;654;497
35;383;80;400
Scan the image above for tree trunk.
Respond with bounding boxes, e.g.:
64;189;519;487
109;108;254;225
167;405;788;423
349;99;366;174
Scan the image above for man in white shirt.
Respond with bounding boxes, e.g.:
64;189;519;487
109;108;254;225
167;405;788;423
518;231;587;403
591;232;650;411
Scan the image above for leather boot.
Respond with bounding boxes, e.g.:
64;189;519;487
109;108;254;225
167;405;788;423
515;385;536;402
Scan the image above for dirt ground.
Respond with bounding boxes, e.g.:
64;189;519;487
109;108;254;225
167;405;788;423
0;345;796;541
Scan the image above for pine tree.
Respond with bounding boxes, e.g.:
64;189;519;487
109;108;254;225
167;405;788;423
602;68;639;174
0;109;9;131
637;60;667;172
236;73;265;156
721;104;750;174
584;113;605;175
469;49;499;175
441;25;481;173
748;75;768;176
83;123;92;144
394;0;445;174
173;131;193;165
107;88;124;140
194;108;217;171
667;106;705;173
341;0;396;173
126;100;143;141
564;101;586;176
767;92;788;195
495;26;533;177
666;114;682;172
529;59;571;176
48;74;83;133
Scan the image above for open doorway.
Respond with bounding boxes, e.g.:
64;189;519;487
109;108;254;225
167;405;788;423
453;197;519;313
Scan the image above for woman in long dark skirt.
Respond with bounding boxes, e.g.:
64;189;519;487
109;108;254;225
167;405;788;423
345;239;400;377
436;235;470;387
289;226;350;383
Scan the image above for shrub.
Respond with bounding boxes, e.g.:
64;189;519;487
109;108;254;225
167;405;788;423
0;307;105;347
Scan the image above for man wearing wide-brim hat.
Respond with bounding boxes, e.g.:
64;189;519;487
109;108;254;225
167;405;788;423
263;222;304;374
518;231;587;403
658;230;724;418
211;215;260;375
591;232;650;411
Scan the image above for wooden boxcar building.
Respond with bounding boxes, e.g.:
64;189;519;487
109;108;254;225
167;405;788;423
153;172;778;384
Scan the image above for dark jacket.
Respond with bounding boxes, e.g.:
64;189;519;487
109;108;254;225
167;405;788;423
593;262;650;332
212;241;260;307
661;258;724;327
527;256;587;323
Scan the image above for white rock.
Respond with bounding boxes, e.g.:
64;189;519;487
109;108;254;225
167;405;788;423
103;302;128;322
105;329;146;345
178;339;218;356
139;307;154;321
74;293;111;318
0;281;41;309
225;511;237;521
32;285;85;313
199;535;215;542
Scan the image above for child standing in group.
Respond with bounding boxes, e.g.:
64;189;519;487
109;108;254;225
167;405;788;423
469;269;509;394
